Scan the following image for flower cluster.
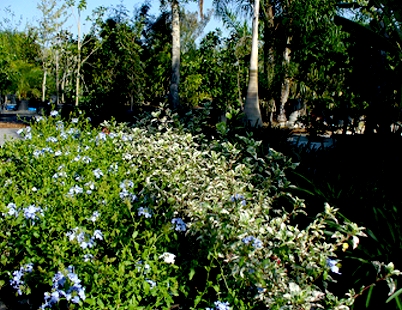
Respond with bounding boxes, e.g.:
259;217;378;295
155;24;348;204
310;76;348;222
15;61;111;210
41;266;85;308
230;194;246;206
206;301;230;310
10;263;34;295
66;227;103;249
2;203;44;224
92;168;104;179
171;218;187;232
88;211;100;222
46;137;58;143
16;126;32;140
119;180;137;201
138;207;152;218
241;236;263;249
67;185;83;196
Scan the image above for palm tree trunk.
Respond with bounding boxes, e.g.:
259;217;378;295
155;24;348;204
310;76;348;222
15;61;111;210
170;0;180;109
277;37;291;124
244;0;262;127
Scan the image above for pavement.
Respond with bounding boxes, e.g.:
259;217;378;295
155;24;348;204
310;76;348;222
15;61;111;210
0;128;21;146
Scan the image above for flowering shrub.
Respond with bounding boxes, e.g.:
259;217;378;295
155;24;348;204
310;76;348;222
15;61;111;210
0;111;400;309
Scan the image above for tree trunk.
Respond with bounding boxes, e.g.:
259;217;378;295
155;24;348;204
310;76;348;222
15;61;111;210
263;1;276;126
277;37;291;124
55;48;60;105
244;0;262;127
75;11;81;107
42;70;47;103
170;0;180;109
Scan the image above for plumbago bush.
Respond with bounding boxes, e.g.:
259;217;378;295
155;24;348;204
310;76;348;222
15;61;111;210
0;110;400;310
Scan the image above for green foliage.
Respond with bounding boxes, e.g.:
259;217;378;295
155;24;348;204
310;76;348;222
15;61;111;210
0;29;42;99
0;110;399;309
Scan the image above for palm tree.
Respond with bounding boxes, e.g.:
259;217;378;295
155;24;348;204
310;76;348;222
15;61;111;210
244;0;263;126
213;0;263;126
169;0;204;109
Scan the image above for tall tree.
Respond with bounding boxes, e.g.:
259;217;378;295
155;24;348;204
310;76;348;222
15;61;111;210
36;0;68;103
66;0;106;106
244;0;263;126
213;0;263;126
170;0;181;109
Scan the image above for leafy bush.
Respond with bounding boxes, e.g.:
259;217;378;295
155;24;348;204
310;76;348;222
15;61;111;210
0;110;399;309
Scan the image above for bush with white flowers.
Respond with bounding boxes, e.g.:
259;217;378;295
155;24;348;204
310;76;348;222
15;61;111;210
0;110;400;309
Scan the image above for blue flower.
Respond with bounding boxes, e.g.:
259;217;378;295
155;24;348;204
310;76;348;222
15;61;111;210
23;205;44;223
50;110;59;117
171;218;187;232
66;228;96;249
42;266;86;309
214;301;230;310
326;258;341;275
242;236;263;249
138;207;152;218
230;194;246;205
10;263;34;295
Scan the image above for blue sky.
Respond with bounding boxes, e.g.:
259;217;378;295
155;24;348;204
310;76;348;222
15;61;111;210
0;0;228;37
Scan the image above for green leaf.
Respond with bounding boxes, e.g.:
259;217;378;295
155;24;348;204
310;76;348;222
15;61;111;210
386;288;402;303
97;298;105;308
189;268;196;280
366;285;374;308
85;298;96;305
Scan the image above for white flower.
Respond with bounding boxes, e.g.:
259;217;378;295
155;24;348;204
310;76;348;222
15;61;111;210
50;110;58;117
46;137;58;143
146;279;157;288
82;156;92;164
67;185;83;196
159;252;176;264
93;168;103;179
88;211;100;222
83;254;94;262
71;118;79;123
93;229;103;240
4;202;18;217
54;150;63;156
